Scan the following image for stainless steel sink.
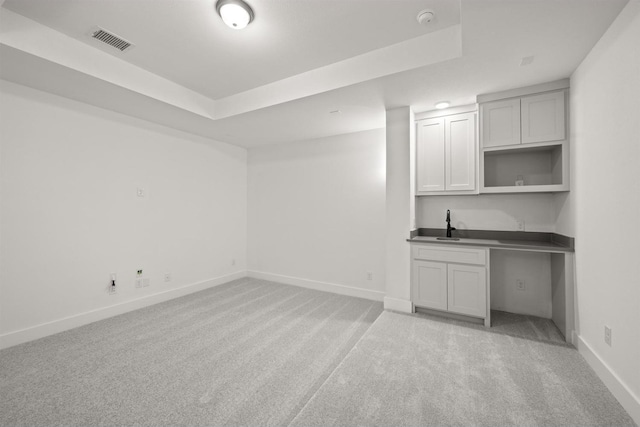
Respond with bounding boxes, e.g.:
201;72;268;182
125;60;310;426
436;237;460;241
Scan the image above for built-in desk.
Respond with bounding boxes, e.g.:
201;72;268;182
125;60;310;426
408;229;575;343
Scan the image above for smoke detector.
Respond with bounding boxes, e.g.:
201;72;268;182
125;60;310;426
417;9;435;25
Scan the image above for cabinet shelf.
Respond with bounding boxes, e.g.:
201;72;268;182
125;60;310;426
481;139;564;153
481;142;568;193
481;184;569;194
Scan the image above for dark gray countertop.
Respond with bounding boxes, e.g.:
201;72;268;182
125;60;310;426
407;228;574;253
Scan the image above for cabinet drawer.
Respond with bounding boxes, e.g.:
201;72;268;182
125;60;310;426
412;245;486;265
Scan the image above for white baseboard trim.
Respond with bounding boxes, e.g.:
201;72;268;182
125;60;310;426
383;297;413;313
0;271;247;350
572;330;579;347
247;270;385;302
576;334;640;425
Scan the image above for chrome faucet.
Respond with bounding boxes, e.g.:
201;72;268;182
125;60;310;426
446;209;456;238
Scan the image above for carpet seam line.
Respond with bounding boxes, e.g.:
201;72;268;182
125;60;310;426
286;304;386;427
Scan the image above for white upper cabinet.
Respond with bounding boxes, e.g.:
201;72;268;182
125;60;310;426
446;113;476;191
480;89;566;148
521;91;565;143
478;81;570;193
416;118;445;192
416;112;476;195
480;98;521;148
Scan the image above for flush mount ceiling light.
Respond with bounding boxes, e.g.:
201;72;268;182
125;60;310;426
417;9;435;25
216;0;254;30
435;101;450;109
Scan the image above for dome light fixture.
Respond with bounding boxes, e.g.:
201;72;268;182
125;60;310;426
435;101;450;109
216;0;254;30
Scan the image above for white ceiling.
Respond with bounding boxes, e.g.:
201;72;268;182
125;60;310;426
2;0;460;99
0;0;629;147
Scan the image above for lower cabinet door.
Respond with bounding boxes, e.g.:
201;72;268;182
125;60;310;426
412;260;448;311
447;264;487;318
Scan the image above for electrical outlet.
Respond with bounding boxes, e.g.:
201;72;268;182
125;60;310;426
137;188;145;198
135;278;143;288
604;326;612;346
108;273;117;295
366;272;373;281
164;273;172;282
516;219;525;231
143;278;150;287
516;279;525;291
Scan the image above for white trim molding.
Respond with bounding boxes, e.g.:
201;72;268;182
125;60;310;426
0;271;247;350
383;297;413;313
247;271;385;302
576;335;640;425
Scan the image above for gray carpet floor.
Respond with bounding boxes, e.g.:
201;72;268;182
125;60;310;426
1;278;635;426
490;310;567;344
290;310;636;427
0;278;382;426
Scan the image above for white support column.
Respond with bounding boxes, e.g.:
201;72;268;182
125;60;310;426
384;106;415;313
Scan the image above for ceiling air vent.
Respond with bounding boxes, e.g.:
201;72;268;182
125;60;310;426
90;28;133;52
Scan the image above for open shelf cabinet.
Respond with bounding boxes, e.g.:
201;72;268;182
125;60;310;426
480;141;569;193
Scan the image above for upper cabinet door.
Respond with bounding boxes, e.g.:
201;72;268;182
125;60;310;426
445;113;476;191
521;91;565;144
481;98;521;148
416;118;445;192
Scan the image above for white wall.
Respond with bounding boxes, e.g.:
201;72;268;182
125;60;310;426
557;0;640;420
416;194;557;232
384;107;414;312
0;81;247;345
247;129;386;300
490;251;552;318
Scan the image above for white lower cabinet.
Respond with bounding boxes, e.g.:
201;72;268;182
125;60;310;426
411;245;488;320
447;264;486;318
412;260;448;311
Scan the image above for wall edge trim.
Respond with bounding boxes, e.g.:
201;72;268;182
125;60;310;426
383;297;413;313
576;334;640;425
247;270;384;302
